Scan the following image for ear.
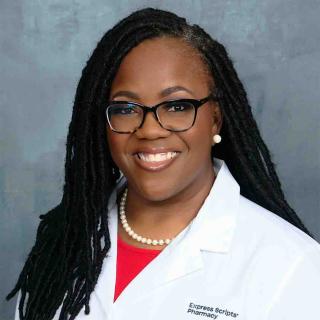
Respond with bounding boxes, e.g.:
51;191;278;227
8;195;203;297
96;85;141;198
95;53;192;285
211;103;223;137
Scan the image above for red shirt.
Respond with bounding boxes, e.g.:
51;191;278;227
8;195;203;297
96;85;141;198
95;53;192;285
114;235;162;301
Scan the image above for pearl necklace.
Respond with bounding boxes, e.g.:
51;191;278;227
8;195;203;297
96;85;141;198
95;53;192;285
119;188;172;246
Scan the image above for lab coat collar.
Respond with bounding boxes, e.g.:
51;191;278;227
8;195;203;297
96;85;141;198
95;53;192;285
192;157;240;253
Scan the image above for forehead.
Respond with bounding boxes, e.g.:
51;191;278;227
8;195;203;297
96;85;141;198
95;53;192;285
110;37;212;98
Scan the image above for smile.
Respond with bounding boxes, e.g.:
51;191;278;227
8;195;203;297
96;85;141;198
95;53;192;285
137;152;178;162
134;151;180;171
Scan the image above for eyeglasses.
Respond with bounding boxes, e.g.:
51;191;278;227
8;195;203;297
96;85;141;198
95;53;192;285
105;91;220;134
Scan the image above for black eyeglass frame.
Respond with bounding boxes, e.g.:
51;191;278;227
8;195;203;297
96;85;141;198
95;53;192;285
105;90;221;134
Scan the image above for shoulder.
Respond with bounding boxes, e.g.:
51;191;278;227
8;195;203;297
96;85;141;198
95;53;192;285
232;195;320;289
235;195;320;256
232;197;320;318
233;195;320;296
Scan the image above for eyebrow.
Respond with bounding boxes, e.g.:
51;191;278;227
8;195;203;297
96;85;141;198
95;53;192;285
111;86;194;100
160;86;194;97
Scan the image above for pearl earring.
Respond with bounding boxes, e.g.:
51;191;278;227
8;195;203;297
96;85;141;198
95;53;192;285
213;134;221;144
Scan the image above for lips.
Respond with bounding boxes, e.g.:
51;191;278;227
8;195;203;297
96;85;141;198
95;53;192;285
133;150;180;171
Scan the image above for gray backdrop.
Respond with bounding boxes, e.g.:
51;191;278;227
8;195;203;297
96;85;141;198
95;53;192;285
1;0;319;318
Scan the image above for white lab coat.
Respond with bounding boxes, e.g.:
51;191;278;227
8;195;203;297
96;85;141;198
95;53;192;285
15;158;320;319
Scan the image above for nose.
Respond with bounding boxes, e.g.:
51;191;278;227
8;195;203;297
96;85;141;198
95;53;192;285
134;110;170;139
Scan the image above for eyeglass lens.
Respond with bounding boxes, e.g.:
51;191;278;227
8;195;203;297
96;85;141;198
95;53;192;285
107;101;196;132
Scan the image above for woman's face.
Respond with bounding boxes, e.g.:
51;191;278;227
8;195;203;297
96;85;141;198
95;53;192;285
107;37;222;202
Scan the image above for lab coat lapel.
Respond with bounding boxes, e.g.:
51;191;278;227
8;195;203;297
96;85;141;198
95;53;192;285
94;198;204;317
114;223;204;308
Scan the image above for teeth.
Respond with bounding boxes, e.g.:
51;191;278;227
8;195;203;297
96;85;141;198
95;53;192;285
137;152;178;162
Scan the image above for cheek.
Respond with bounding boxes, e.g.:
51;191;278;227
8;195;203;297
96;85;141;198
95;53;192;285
185;110;213;157
189;131;212;161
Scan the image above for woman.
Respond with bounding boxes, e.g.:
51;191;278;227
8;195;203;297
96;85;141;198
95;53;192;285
7;8;320;320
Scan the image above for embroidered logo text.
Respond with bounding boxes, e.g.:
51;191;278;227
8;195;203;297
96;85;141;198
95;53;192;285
187;302;239;319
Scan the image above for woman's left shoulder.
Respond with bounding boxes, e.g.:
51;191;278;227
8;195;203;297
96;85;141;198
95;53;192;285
227;196;320;319
236;195;320;259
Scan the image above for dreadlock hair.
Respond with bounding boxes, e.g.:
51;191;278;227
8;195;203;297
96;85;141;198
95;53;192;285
7;7;312;320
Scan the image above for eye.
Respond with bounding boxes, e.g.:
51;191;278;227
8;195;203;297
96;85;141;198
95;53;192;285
165;101;194;112
109;103;140;115
119;106;136;115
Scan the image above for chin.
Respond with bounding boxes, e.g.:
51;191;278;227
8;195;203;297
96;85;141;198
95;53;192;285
130;180;181;203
